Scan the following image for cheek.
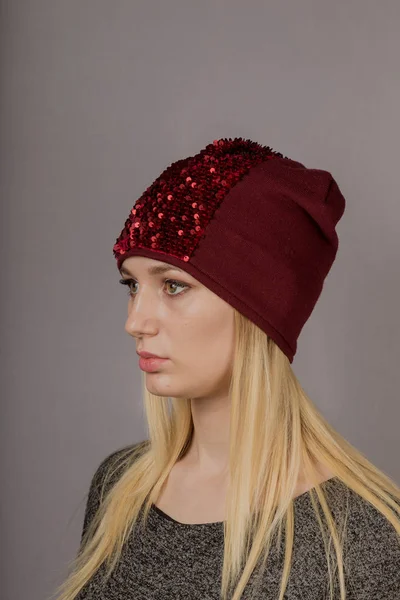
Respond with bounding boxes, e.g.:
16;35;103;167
175;310;235;372
146;310;235;398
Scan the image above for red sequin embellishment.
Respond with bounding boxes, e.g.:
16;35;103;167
113;137;288;266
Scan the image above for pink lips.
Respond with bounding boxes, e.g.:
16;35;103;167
138;356;169;372
137;350;166;359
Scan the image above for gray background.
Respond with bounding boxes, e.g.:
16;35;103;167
1;2;399;599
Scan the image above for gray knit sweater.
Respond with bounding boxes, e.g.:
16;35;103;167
75;443;400;599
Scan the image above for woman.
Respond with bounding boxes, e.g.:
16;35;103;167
54;138;400;600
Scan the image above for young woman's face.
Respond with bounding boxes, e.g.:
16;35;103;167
119;256;235;400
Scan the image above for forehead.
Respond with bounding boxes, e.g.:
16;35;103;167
119;258;186;277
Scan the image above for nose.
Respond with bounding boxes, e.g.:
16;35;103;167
124;285;159;338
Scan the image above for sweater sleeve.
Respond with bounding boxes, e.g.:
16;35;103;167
344;491;400;599
79;442;146;545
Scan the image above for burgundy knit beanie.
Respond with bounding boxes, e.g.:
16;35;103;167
113;137;346;363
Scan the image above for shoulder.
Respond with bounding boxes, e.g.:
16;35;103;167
342;487;400;598
89;440;148;493
80;439;149;542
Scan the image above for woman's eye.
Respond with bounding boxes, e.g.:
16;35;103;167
118;278;188;297
164;279;188;295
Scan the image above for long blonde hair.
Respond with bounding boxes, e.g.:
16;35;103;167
53;309;400;600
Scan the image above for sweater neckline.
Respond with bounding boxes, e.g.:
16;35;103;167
150;476;340;528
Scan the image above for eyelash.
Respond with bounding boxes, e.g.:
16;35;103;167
118;278;190;298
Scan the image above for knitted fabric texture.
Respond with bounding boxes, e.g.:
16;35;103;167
76;444;400;599
113;137;346;362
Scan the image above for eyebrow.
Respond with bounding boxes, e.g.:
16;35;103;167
119;263;186;277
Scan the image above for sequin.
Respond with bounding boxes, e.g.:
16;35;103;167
113;137;288;267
